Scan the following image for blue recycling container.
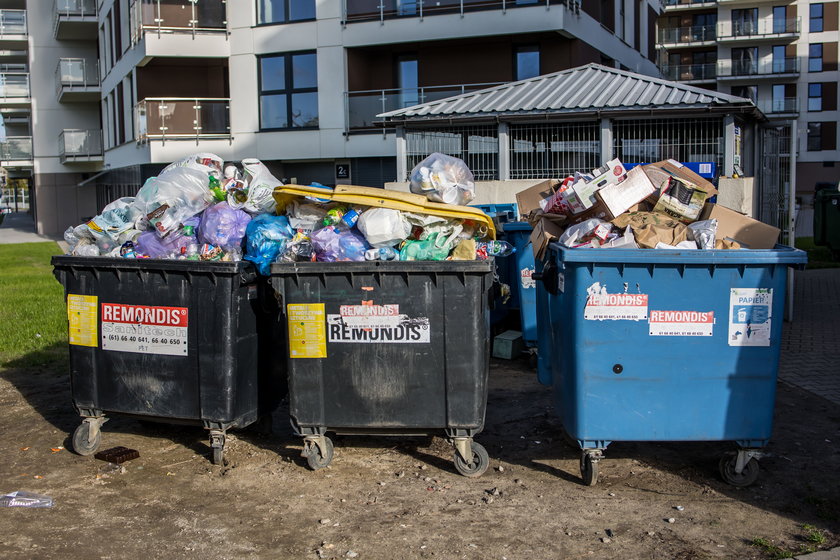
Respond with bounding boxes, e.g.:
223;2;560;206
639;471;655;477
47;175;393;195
502;222;537;348
535;243;806;487
472;204;518;327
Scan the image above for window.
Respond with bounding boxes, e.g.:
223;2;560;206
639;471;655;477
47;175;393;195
809;43;823;72
807;122;837;151
810;3;824;33
397;55;418;108
515;45;540;80
772;45;788;72
732;47;757;75
692;13;716;41
732;85;757;101
732;8;757;36
773;6;787;33
258;52;318;130
809;83;823;111
257;0;315;25
772;84;786;112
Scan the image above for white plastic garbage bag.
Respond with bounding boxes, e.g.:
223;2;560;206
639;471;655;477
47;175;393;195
133;167;215;237
357;208;412;248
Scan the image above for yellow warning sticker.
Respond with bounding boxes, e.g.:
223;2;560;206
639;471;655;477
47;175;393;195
67;294;98;347
287;303;327;358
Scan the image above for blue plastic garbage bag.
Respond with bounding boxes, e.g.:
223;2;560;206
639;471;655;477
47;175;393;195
244;214;294;275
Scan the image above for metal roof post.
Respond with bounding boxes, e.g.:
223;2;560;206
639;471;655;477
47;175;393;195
600;117;613;163
395;126;408;181
498;122;510;180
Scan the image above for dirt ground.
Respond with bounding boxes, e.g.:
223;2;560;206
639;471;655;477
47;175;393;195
1;357;838;560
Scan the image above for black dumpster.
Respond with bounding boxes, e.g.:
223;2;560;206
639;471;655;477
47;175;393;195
270;260;493;477
52;256;285;464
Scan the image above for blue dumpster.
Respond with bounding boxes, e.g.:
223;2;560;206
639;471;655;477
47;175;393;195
502;222;537;349
471;204;518;328
534;244;806;486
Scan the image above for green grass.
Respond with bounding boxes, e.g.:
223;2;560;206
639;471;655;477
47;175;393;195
803;524;827;545
0;242;68;370
795;236;840;269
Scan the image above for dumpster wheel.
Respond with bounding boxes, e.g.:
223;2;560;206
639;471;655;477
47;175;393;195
72;418;105;456
209;430;226;466
719;452;760;487
453;441;489;478
580;450;603;486
304;436;334;471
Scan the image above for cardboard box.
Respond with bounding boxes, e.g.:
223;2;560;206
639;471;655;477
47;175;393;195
587;158;628;190
699;203;780;249
530;216;567;261
652;176;713;223
643;159;718;203
594;166;656;220
515;179;560;218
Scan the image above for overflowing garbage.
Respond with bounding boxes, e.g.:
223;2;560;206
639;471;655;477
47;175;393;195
64;152;505;273
517;159;781;259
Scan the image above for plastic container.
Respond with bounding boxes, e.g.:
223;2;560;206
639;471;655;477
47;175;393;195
51;256;285;465
472;203;518;328
534;244;806;487
814;188;840;260
270;260;493;477
502;222;537;350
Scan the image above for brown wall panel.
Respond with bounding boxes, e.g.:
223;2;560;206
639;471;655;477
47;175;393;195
825;2;838;32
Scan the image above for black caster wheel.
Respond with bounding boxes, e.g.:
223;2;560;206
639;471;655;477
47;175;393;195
580;452;599;486
306;437;334;471
212;446;224;466
72;422;102;456
453;441;489;478
719;453;760;487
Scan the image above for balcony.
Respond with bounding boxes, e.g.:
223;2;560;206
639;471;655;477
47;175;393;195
658;25;716;48
134;98;230;142
0;136;32;166
54;0;97;40
717;57;800;80
56;58;99;102
717;18;800;43
342;0;577;25
662;0;717;11
59;129;103;163
0;72;29;105
130;0;227;42
718;0;794;4
659;63;716;83
757;98;798;117
0;10;27;47
346;82;506;131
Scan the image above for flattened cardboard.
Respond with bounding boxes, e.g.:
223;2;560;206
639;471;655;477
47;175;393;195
699;203;780;249
530;217;567;261
594;166;656;220
515;179;560;218
643;160;718;205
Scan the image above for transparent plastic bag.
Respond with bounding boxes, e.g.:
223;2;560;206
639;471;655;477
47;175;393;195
160;153;223;178
197;202;251;251
409;152;476;205
310;226;370;262
133;168;214;237
286;200;328;231
357;208;411;248
229;158;281;215
687;219;717;250
558;219;614;248
243;214;294;275
0;491;53;508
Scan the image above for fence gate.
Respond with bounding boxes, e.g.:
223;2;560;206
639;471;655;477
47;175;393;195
757;124;793;246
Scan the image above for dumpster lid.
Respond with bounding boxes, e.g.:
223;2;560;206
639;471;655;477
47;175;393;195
51;255;255;275
502;221;533;233
270;260;493;275
549;244;808;266
272;184;497;240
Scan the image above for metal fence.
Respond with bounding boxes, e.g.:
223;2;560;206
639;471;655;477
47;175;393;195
509;121;600;179
405;126;498;180
758;125;792;245
612;118;724;171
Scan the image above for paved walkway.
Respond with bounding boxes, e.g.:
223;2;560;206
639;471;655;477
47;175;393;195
0;212;62;245
779;268;840;406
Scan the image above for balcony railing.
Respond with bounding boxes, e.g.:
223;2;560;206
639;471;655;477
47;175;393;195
717;57;799;77
55;58;99;95
342;0;577;25
758;98;798;115
0;73;29;100
0;9;27;36
718;18;800;39
59;129;103;160
664;0;716;6
134;98;231;142
659;63;716;81
130;0;227;42
658;25;716;44
346;82;506;130
0;136;33;161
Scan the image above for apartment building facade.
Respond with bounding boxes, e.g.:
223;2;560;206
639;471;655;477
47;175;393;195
656;0;840;204
12;0;662;236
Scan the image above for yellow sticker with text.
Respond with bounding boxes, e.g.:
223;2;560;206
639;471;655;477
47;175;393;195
287;303;327;358
67;294;98;347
